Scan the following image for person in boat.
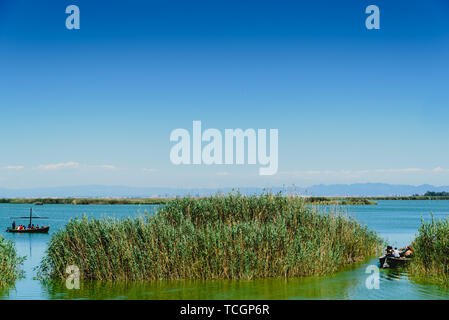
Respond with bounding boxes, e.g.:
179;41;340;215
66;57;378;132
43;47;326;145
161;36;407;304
393;247;400;258
404;246;413;257
385;245;394;257
12;220;16;230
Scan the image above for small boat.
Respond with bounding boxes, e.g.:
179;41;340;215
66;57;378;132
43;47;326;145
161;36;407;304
6;226;50;233
6;208;50;234
379;255;411;268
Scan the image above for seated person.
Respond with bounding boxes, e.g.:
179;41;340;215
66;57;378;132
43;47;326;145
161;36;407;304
404;246;413;257
393;248;400;258
385;246;394;257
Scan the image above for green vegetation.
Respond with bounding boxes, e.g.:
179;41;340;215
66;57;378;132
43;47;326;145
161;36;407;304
423;191;449;197
409;217;449;286
0;196;376;206
0;198;171;205
0;235;24;288
369;193;449;200
305;197;377;205
3;190;449;206
40;193;382;281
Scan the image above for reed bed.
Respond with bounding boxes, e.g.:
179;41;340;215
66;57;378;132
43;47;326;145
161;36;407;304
40;193;382;281
0;198;170;205
409;217;449;285
0;235;24;287
306;197;377;205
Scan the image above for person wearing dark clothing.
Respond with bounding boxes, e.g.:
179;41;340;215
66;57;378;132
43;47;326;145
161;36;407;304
12;220;16;230
386;245;394;257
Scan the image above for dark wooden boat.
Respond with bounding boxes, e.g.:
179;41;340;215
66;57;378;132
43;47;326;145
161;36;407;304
6;226;50;233
6;208;50;234
379;255;411;268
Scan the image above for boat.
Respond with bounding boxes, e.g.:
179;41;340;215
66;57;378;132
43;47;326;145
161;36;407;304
379;255;411;268
6;226;50;233
6;208;50;234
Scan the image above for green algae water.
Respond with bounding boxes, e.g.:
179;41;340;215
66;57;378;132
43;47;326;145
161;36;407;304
1;200;449;300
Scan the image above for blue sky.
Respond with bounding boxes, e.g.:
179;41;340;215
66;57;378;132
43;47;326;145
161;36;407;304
0;0;448;188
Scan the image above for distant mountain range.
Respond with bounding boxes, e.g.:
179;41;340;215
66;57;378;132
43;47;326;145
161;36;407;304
0;183;449;198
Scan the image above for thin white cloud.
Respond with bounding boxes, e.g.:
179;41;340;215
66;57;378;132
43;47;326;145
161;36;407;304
280;169;369;177
280;168;424;177
36;162;118;170
433;167;449;173
304;170;321;175
38;162;80;170
91;165;117;170
4;165;24;170
405;168;423;172
375;168;423;173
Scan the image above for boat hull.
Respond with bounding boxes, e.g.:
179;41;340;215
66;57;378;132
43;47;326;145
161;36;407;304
6;226;50;234
379;255;411;268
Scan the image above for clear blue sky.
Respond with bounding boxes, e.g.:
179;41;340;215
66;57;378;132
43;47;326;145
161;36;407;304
0;0;448;188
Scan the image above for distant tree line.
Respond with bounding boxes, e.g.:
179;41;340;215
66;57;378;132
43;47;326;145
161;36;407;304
423;191;449;197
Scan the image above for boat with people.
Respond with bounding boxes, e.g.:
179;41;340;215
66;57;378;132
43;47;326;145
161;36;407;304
6;208;50;234
6;225;50;233
379;245;413;268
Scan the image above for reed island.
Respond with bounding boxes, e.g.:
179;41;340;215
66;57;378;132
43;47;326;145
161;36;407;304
40;193;382;281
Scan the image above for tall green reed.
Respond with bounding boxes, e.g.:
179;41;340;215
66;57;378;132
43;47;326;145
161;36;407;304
40;193;382;281
0;235;24;288
409;216;449;285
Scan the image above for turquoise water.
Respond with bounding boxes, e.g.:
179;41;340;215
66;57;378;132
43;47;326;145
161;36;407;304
1;200;449;300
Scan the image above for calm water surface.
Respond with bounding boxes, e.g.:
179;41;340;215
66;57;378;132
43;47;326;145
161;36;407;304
1;200;449;300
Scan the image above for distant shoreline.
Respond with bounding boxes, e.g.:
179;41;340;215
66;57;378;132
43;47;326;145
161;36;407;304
1;195;449;206
0;198;170;205
0;196;435;205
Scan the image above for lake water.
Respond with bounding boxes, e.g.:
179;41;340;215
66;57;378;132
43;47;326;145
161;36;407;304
1;200;449;300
